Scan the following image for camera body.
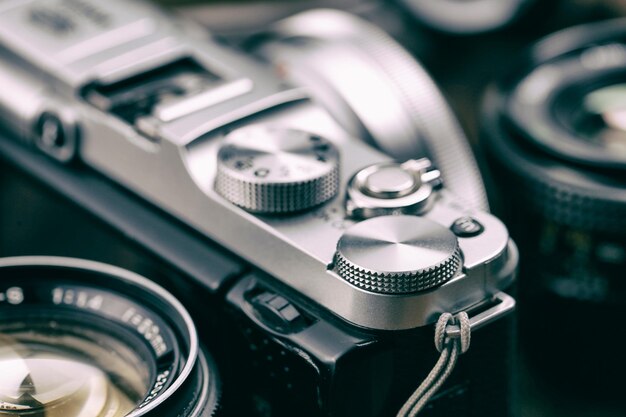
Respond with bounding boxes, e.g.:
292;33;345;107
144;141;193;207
0;1;517;416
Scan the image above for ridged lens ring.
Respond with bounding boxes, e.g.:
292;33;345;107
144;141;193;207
482;19;626;392
0;257;220;416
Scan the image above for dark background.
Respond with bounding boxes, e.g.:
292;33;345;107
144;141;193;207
2;1;625;416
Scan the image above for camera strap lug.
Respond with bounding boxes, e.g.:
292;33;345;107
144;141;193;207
445;292;516;338
397;292;515;417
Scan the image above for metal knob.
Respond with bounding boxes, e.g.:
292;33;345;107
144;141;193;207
346;158;441;219
256;9;489;211
334;215;462;294
216;125;340;213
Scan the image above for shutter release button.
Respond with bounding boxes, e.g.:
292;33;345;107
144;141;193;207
362;166;418;198
346;158;441;219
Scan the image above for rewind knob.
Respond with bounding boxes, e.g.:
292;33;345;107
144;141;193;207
216;125;340;214
334;215;462;294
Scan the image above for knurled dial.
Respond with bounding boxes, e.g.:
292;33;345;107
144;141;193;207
334;215;462;294
216;125;340;214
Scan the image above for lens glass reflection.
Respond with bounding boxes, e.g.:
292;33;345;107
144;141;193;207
0;318;151;416
570;83;626;153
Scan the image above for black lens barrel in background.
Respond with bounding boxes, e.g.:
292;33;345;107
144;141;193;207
482;19;626;397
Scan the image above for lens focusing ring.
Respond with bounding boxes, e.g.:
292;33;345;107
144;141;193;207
0;256;220;417
491;155;626;231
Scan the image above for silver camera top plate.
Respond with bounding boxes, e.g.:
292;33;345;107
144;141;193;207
0;0;515;330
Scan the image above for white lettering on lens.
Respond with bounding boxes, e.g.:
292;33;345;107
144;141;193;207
87;295;103;310
121;307;136;322
52;288;63;304
138;370;170;408
77;291;87;307
51;288;103;311
6;287;24;305
64;289;75;304
121;308;168;356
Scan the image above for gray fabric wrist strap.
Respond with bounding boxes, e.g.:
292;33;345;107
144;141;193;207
396;312;471;417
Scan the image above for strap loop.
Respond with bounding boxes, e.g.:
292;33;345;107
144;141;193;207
457;312;471;353
434;312;453;352
396;311;471;417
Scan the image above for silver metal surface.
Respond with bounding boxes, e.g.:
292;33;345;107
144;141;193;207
256;9;489;211
363;167;415;197
154;78;254;123
346;158;440;219
445;292;516;338
0;0;514;330
399;0;532;34
215;125;339;213
334;215;462;294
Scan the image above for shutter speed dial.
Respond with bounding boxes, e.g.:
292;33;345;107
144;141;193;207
334;215;462;294
216;125;340;214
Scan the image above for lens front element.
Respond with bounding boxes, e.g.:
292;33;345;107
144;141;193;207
0;318;150;416
0;257;220;417
574;83;626;152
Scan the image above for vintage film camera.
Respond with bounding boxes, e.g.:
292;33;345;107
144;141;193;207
0;1;517;416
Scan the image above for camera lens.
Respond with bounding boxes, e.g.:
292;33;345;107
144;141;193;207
0;319;150;415
481;19;626;391
0;257;220;416
568;83;626;150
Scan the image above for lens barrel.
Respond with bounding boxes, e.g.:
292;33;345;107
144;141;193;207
0;257;220;417
482;19;626;393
